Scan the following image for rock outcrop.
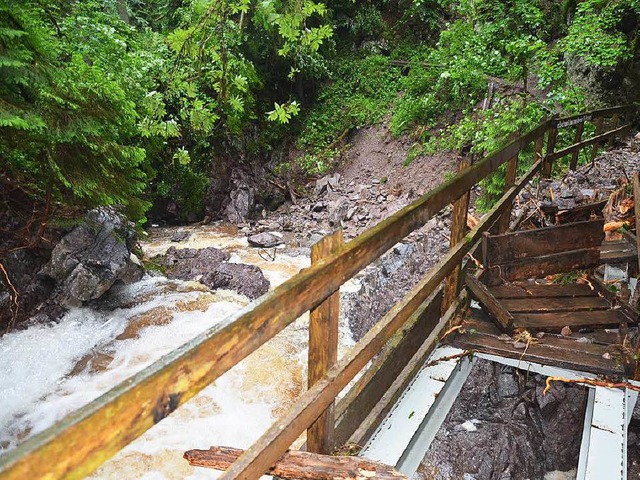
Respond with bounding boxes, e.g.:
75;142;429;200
40;207;144;308
0;207;144;330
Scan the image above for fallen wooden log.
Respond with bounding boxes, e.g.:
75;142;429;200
184;446;407;479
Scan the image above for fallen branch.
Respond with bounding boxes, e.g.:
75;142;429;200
183;446;407;479
0;262;19;333
423;349;474;368
543;376;640;395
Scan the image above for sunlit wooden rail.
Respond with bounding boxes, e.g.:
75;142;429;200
0;104;635;479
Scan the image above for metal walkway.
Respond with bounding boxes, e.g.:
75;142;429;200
361;346;639;479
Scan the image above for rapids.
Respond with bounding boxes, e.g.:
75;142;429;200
0;224;357;479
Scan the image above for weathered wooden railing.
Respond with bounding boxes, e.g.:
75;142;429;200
0;104;634;479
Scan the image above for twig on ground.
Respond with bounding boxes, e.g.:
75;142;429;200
543;376;640;395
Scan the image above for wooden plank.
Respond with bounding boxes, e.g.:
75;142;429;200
333;289;443;447
497;154;518;233
486;248;602;285
555;200;608;224
450;318;622;375
451;332;622;375
0;127;548;480
461;316;618;357
500;296;610;313
607;114;619;150
542;123;558;178
591;117;605;162
465;273;513;331
599;241;637;263
570;122;584;170
512;310;624;331
218;160;544;479
555;105;633;128
308;230;343;454
489;283;596;299
443;155;472;313
341;290;469;447
484;219;605;265
586;274;638;324
183;447;407;479
634;172;640;273
549;123;632;162
534;134;544;163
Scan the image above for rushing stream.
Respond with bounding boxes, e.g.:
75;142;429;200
0;224;356;479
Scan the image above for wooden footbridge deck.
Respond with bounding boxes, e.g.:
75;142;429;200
1;105;638;479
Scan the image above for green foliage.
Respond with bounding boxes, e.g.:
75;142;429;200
562;0;640;68
3;0;638;227
1;1;150;221
292;54;403;175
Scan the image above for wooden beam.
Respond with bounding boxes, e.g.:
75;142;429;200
0;120;548;480
555;200;608;225
570;122;585;171
489;283;597;299
586;274;638;324
497;154;519;233
484;219;605;265
308;230;343;454
512;310;624;331
500;296;610;313
485;247;602;285
634;172;640;276
542;123;558;178
184;447;407;479
450;317;623;375
550;123;631;162
218;160;544;479
443;155;473;313
555;105;633;127
340;290;468;447
591;117;605;162
608;114;619;150
334;288;443;446
465;273;514;331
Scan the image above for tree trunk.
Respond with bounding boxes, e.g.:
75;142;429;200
184;446;407;479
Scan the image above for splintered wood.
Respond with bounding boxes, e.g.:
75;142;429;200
183;447;408;479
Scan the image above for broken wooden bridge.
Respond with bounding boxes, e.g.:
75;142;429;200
1;105;638;479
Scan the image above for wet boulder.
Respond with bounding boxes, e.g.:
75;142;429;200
160;246;230;278
40;207;144;308
153;246;270;300
201;263;270;299
247;232;283;248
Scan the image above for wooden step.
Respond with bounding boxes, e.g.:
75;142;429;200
489;283;596;299
512;310;624;332
500;296;611;313
449;313;623;376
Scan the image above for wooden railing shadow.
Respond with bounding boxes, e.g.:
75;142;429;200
0;104;635;479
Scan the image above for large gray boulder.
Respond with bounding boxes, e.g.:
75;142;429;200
153;246;270;300
247;232;283;248
40;207;144;307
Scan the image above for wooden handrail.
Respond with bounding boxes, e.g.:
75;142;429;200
0;105;634;480
555;105;634;128
219;159;544;478
550;123;632;161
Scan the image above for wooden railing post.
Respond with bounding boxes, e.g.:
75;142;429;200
569;122;584;171
608;113;620;150
542;119;557;178
591;116;604;162
442;155;472;313
496;153;519;233
307;229;343;454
